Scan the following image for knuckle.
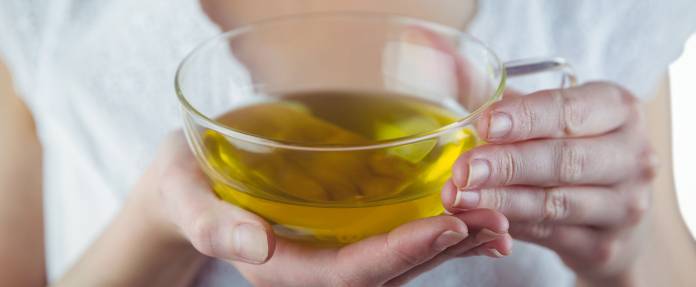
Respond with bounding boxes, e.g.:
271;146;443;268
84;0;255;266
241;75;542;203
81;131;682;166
593;238;617;266
188;212;219;257
492;146;519;185
557;88;589;136
607;81;638;106
487;188;510;211
516;97;538;138
527;224;555;239
639;147;659;181
543;187;570;222
385;233;421;267
555;140;587;184
602;81;640;119
624;189;650;226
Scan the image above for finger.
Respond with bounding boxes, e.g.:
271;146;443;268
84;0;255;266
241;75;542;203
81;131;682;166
443;183;651;227
449;208;509;234
230;238;338;286
445;208;511;255
385;234;513;287
385;209;512;286
451;133;647;188
333;215;468;286
158;134;275;264
237;210;506;287
457;234;513;258
476;82;638;143
510;224;619;271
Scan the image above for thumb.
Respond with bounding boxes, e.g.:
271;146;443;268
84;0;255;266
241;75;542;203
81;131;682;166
334;215;468;285
158;133;275;264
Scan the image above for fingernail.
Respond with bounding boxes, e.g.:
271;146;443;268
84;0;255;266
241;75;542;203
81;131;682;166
482;248;505;258
466;159;490;188
433;230;467;251
232;223;269;264
453;190;480;209
488;112;512;139
475;228;505;243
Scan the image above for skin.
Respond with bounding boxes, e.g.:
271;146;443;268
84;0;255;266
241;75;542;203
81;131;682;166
0;53;45;287
50;128;512;287
1;1;695;286
442;81;696;286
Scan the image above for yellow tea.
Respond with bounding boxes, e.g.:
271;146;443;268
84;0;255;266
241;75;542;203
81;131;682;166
200;91;478;243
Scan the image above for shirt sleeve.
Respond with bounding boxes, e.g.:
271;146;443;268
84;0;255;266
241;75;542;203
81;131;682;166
0;0;49;98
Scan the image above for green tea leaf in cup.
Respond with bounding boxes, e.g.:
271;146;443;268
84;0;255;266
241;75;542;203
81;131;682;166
374;115;440;163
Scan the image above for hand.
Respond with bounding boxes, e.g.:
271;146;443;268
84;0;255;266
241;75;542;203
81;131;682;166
137;132;513;286
441;82;657;286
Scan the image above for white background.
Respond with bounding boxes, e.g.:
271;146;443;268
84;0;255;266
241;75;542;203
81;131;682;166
670;34;696;238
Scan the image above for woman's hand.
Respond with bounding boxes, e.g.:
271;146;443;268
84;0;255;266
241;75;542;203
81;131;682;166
136;132;512;286
442;82;657;286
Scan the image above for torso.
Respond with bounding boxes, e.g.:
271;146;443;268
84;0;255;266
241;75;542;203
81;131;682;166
12;0;693;286
8;1;577;285
21;1;578;285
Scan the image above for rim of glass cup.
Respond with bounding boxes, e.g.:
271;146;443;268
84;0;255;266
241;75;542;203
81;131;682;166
175;12;506;152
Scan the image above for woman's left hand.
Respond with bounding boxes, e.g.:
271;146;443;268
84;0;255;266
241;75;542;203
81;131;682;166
441;82;658;286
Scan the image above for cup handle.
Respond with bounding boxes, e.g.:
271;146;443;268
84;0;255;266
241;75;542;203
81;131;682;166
504;57;577;89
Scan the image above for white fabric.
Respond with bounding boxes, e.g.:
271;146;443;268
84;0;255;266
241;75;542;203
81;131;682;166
1;0;694;286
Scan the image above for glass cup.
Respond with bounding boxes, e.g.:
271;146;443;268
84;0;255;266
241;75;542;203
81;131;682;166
176;12;575;244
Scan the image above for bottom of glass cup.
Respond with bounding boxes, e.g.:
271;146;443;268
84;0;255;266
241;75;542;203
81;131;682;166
212;182;445;244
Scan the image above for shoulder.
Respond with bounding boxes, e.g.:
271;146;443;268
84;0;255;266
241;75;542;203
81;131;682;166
0;0;55;58
0;0;60;98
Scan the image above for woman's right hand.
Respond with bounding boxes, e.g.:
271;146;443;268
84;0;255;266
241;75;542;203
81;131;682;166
133;132;512;286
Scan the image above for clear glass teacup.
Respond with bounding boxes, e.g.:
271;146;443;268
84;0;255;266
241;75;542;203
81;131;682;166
176;12;574;244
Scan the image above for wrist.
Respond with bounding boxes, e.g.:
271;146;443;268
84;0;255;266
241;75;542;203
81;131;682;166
56;175;209;287
122;182;211;284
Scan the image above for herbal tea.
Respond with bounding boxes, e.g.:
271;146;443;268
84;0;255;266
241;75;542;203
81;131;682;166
200;91;478;243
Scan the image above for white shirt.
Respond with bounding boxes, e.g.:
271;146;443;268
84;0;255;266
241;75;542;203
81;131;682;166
1;1;694;286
